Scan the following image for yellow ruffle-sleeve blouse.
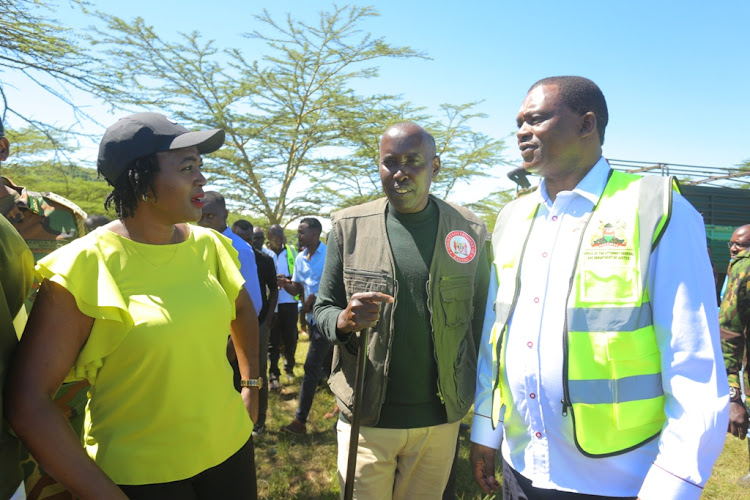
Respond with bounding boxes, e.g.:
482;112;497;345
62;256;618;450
34;225;251;485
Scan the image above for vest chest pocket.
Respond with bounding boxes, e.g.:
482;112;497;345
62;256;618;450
343;268;393;301
341;268;394;358
438;275;475;328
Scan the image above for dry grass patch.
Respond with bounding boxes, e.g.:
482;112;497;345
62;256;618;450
256;336;750;499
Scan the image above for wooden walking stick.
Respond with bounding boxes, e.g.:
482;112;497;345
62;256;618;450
343;327;370;500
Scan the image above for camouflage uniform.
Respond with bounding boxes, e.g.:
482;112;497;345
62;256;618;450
0;176;88;500
719;248;750;391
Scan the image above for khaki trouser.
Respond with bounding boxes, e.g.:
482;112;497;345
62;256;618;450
336;420;460;500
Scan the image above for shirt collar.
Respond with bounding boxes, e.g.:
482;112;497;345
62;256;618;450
533;156;610;208
301;241;326;259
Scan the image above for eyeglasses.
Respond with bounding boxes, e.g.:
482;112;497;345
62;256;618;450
728;241;750;249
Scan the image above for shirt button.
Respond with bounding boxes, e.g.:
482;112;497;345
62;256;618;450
527;341;533;348
533;297;540;303
535;431;542;438
551;216;558;221
529;393;536;399
542;252;548;258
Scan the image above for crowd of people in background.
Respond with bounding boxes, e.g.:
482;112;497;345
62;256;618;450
0;75;742;500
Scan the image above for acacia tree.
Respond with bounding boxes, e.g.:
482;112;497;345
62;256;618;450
306;96;427;209
428;102;508;199
0;0;103;136
312;101;509;212
91;5;424;225
90;5;508;225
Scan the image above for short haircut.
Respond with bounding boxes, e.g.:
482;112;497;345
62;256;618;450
385;122;437;157
232;219;253;231
103;154;160;219
529;76;608;145
299;217;322;233
202;191;226;209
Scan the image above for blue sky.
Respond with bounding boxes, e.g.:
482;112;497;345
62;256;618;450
4;0;749;201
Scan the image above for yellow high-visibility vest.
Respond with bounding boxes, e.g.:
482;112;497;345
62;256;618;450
490;169;677;457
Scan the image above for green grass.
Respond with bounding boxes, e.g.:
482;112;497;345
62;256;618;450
704;435;750;500
257;335;750;499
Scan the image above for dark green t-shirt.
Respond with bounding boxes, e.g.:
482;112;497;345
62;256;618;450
377;200;445;428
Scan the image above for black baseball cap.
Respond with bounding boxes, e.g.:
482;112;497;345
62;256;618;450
97;112;225;184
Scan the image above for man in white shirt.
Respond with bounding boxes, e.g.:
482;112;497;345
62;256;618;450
265;224;300;390
470;76;729;500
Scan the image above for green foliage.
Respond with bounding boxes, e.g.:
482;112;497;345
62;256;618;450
1;127;112;216
467;189;516;232
429;103;509;200
0;0;103;131
227;212;272;232
738;159;750;189
87;5;507;226
88;5;423;226
312;101;509;212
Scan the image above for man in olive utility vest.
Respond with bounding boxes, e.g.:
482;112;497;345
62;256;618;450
314;122;491;499
470;76;728;500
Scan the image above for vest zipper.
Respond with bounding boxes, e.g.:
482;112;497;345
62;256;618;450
560;174;610;419
561;221;593;418
425;277;445;403
561;326;572;417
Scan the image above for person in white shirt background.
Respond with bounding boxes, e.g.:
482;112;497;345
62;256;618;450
470;76;728;500
264;223;300;391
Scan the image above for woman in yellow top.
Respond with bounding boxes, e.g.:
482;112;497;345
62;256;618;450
6;113;260;500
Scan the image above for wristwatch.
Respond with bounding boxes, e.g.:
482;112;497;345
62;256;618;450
730;386;742;402
240;377;264;389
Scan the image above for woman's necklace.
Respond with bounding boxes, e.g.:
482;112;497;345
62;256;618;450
123;225;182;267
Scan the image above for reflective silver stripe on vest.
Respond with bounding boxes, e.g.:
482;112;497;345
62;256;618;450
567;303;653;332
637;174;671;282
569;373;663;405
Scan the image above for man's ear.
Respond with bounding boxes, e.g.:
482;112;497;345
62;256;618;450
432;155;441;177
0;137;9;162
579;112;597;139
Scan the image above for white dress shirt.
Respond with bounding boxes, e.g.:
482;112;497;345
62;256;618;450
221;227;262;315
472;157;729;499
291;243;326;325
264;245;298;306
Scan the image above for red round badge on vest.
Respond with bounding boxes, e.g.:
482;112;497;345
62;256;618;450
445;230;476;263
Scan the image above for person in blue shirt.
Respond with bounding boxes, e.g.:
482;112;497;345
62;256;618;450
198;191;263;333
